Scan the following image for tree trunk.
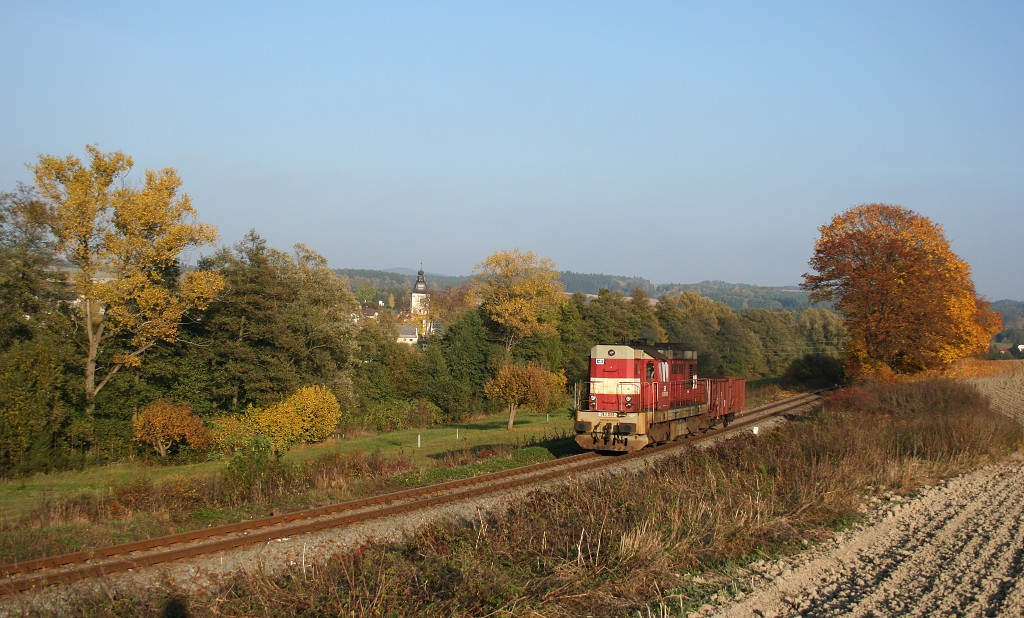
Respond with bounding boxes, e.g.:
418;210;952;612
506;403;518;430
84;300;102;416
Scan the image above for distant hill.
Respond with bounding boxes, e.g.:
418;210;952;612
336;268;817;313
335;268;470;293
993;300;1024;330
654;280;816;311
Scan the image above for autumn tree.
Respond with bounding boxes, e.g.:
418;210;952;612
802;203;1000;375
485;363;567;430
32;146;224;414
132;400;211;458
473;248;565;353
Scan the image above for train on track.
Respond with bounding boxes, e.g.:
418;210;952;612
574;344;745;452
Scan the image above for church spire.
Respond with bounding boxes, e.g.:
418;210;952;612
413;265;427;293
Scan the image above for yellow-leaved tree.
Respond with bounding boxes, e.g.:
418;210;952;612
32;146;224;414
472;248;565;352
484;363;566;430
802;203;1000;376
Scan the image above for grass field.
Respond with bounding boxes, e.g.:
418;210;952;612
0;409;576;525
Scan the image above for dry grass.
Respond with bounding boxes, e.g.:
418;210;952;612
42;377;1023;617
941;358;1024;378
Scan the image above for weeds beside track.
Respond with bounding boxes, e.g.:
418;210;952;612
4;378;1021;616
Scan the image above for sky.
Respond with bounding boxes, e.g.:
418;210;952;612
2;1;1022;300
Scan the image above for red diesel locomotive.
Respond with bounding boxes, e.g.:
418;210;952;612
574;344;745;452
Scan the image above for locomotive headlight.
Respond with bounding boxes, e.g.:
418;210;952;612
590;394;597;401
624;395;632;402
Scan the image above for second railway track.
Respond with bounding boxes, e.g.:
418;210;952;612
0;390;825;599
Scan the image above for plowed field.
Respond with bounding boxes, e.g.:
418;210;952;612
707;363;1024;618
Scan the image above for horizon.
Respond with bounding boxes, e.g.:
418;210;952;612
355;266;1022;303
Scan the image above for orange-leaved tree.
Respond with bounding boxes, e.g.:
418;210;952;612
485;363;566;430
32;145;224;414
132;400;211;458
802;203;1000;376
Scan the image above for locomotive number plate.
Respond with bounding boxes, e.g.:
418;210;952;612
598;412;617;417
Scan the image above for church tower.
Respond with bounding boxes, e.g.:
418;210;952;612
410;267;428;316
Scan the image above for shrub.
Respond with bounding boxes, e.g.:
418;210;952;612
220;434;299;505
243;385;343;458
289;385;342;442
132;400;211;458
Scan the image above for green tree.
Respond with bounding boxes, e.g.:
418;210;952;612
195;232;356;411
417;343;473;421
438;309;495;400
278;243;359;394
198;231;297;410
353;316;416;409
796;307;846;358
356;281;377;305
0;184;62;347
710;313;767;377
581;289;634;345
655;292;763;376
629;289;666;344
742;309;800;376
31;146;223;414
556;294;592;384
0;340;66;475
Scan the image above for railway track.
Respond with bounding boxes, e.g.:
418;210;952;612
0;390;825;598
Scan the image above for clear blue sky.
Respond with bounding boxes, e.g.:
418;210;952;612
2;1;1021;300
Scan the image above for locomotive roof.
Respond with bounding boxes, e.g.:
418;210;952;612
634;344;697;360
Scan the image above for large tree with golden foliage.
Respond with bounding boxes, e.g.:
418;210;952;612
473;248;565;353
32;145;224;413
802;203;1000;376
